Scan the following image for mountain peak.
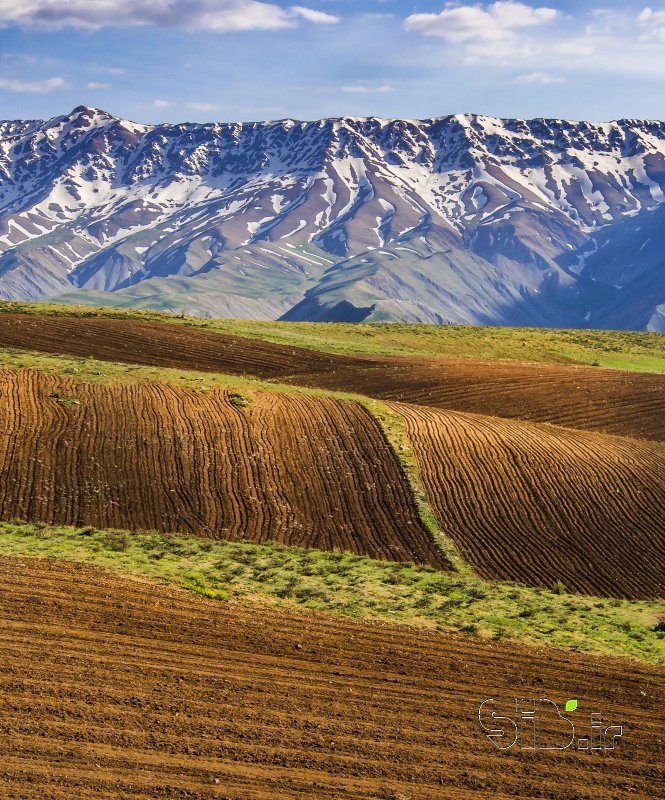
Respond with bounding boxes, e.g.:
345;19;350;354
69;105;115;119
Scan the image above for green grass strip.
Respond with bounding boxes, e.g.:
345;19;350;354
1;521;662;666
0;345;365;402
1;301;664;373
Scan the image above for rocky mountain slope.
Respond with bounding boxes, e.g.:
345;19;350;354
1;106;664;329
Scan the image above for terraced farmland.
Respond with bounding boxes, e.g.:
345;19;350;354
393;402;665;599
0;369;447;568
0;557;662;800
0;312;663;440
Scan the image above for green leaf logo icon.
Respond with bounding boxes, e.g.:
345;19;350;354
565;699;578;712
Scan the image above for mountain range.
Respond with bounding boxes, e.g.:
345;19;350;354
1;105;664;330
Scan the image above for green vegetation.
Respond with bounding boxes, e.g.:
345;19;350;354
1;521;662;665
2;300;664;373
0;344;365;403
227;391;253;409
367;400;473;575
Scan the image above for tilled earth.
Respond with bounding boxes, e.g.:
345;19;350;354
0;558;662;800
0;368;447;568
391;402;665;599
0;313;663;441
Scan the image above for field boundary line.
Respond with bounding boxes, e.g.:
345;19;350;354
361;398;475;577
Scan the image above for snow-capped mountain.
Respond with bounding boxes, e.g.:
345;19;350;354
1;105;665;329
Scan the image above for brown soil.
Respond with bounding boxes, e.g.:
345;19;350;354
321;357;665;443
0;369;447;568
0;313;663;441
0;313;343;378
392;403;665;600
0;558;662;800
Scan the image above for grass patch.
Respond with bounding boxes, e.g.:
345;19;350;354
227;391;253;409
1;521;662;665
0;345;368;405
2;301;664;374
365;399;473;575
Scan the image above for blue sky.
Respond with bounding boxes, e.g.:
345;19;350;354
1;1;664;124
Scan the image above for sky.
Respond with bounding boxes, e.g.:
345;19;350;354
1;1;665;124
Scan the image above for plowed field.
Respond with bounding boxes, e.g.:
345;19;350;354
0;312;342;377
392;402;665;599
0;369;447;568
329;358;665;443
0;558;662;800
0;313;663;440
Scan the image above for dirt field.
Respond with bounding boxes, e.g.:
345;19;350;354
0;313;663;440
333;358;665;443
0;557;662;800
0;369;447;568
0;312;342;378
393;403;665;600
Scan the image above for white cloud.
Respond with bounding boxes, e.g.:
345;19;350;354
187;102;221;111
405;1;557;44
340;84;394;93
153;99;170;108
514;71;564;85
0;75;66;92
0;1;338;32
86;81;109;89
291;6;339;25
555;40;594;57
401;3;665;83
637;6;665;41
637;7;662;24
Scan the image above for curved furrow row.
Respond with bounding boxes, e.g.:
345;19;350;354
0;368;447;568
392;402;665;599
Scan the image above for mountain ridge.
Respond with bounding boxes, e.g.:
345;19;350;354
1;106;664;329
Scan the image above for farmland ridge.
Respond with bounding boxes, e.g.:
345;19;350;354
0;311;663;600
393;403;665;599
0;312;663;440
0;306;663;797
0;368;448;568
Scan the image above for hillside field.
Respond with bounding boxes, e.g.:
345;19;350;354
0;304;662;800
3;301;665;371
0;557;662;800
0;368;447;568
0;311;663;441
393;403;665;599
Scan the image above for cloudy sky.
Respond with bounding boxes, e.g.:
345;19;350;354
1;1;664;123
